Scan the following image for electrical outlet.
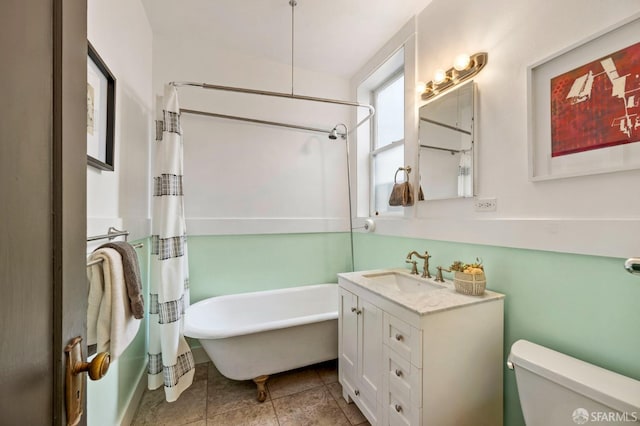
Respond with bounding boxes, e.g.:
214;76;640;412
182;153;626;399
475;197;497;212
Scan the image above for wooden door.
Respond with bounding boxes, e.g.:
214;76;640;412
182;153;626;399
0;0;87;424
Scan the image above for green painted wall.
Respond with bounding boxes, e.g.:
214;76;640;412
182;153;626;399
84;232;349;423
173;231;640;425
353;232;640;426
87;238;149;426
187;233;352;302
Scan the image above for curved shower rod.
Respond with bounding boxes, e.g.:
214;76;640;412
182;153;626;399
169;81;375;131
180;108;338;137
169;80;359;270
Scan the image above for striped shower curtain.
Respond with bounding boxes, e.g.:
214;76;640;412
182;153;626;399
148;84;195;401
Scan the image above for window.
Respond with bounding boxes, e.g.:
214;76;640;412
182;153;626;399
371;72;404;215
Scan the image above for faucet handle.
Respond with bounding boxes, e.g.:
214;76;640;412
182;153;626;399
435;266;451;282
405;259;418;275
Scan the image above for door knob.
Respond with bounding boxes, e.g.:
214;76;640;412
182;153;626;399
64;336;111;425
74;350;111;380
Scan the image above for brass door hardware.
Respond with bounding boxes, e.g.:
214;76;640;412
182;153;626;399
64;336;110;425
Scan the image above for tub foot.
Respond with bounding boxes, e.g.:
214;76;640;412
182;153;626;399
253;375;269;402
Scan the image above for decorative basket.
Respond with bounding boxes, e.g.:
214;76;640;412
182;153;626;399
453;271;486;296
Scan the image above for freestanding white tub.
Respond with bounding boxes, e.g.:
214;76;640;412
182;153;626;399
184;283;338;401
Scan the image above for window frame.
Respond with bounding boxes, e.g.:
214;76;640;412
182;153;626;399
369;69;405;216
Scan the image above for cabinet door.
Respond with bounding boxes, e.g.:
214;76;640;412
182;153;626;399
339;287;358;397
358;298;383;424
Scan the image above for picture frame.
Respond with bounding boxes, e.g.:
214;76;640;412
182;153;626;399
87;42;115;171
527;14;640;181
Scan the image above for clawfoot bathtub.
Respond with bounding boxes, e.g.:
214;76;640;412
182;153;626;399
184;284;338;401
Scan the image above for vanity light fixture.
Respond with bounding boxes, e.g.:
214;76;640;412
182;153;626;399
433;69;447;85
421;52;488;101
453;53;471;71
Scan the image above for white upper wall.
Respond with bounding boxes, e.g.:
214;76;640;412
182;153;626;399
352;0;640;258
87;0;153;241
416;0;640;220
87;0;640;256
152;33;353;235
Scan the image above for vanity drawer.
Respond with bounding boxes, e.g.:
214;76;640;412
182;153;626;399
385;381;422;426
383;313;422;367
383;345;422;408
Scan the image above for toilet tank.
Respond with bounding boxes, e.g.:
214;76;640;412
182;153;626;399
508;340;640;426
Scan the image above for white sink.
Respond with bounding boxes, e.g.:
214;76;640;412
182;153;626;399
362;271;446;293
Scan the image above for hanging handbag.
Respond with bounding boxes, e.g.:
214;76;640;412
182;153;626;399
388;168;414;207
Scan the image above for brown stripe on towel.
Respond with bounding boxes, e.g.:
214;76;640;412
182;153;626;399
98;241;145;319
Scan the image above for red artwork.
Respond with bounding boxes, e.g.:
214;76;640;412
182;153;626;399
550;41;640;157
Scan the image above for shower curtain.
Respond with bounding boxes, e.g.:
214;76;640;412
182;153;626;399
148;84;195;401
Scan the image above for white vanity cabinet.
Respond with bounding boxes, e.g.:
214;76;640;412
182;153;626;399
338;271;504;426
382;313;423;425
338;286;383;423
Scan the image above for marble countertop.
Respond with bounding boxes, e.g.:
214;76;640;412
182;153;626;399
338;268;505;316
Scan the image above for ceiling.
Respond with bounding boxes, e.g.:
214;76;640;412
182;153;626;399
141;0;433;78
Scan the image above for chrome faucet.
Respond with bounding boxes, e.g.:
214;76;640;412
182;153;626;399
406;251;431;278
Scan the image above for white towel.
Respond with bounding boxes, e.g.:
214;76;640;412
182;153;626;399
87;247;141;360
457;151;472;197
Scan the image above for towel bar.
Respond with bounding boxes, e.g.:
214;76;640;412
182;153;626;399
87;227;130;242
86;242;144;267
86;227;144;267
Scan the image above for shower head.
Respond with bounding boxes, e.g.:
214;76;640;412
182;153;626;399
329;123;348;140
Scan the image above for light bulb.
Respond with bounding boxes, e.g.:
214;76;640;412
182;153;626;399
416;81;426;93
453;53;471;71
433;69;447;84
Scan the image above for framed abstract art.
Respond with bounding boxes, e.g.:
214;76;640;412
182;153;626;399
528;14;640;180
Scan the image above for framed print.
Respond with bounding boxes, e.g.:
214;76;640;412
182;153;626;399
87;42;115;171
528;14;640;181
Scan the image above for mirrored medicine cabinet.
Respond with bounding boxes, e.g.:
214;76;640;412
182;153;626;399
418;81;475;201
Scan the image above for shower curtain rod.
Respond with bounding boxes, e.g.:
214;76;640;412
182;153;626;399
170;81;375;131
181;108;334;136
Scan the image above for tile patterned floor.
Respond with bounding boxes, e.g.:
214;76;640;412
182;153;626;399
132;359;370;426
